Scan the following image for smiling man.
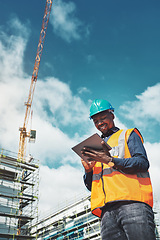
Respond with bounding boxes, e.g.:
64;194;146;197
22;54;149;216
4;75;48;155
81;99;156;240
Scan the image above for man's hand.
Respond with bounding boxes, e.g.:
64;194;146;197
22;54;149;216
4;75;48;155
81;140;114;165
81;158;96;173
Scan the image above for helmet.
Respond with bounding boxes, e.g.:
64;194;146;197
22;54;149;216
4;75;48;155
89;99;114;119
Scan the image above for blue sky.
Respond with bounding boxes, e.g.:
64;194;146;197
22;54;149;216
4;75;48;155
0;0;160;216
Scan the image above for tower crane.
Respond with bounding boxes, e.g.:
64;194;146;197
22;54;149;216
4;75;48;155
18;0;53;162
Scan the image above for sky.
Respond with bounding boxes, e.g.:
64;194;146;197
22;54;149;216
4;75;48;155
0;0;160;220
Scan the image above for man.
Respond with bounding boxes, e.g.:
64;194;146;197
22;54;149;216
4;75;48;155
81;99;155;240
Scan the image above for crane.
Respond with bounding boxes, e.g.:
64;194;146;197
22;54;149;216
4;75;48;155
18;0;53;163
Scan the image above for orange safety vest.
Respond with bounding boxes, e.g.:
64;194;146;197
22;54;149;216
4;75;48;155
91;128;153;218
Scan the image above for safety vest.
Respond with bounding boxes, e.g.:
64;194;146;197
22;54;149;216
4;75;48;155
91;128;153;218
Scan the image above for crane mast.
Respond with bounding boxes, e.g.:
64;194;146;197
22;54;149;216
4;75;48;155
18;0;53;162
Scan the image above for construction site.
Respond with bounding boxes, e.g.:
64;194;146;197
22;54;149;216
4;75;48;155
0;149;39;239
0;157;160;240
1;0;52;238
0;0;160;239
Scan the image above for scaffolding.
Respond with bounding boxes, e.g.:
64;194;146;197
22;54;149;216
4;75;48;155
0;148;39;239
30;194;101;240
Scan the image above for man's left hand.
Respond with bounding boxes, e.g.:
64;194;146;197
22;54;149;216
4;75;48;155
81;140;114;165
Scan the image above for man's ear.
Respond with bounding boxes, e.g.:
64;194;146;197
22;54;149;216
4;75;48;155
109;111;115;120
112;113;115;120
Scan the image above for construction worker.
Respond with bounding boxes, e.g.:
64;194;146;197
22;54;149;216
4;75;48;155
81;99;156;240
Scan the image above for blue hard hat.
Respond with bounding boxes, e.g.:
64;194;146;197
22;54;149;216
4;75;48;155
89;99;114;119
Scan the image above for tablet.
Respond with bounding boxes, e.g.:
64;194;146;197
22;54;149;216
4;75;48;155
72;133;112;162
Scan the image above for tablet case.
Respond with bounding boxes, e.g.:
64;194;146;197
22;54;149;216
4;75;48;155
72;133;111;162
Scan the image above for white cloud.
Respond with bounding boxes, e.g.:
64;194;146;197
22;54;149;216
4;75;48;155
78;86;91;95
50;0;89;42
0;16;160;219
0;18;29;80
38;164;88;217
0;17;92;161
30;115;82;166
114;115;127;129
34;77;90;127
144;142;160;206
120;83;160;126
0;18;30;150
86;54;96;64
0;17;91;215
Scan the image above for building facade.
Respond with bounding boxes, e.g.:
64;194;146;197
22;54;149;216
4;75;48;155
0;148;39;239
31;195;101;240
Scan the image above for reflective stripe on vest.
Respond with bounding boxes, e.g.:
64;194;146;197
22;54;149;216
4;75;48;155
91;128;153;218
93;167;150;181
105;129;126;158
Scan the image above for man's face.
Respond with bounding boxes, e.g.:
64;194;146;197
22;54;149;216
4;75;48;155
92;111;115;135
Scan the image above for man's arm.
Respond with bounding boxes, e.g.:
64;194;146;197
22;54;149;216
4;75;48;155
113;131;149;174
83;171;93;191
81;159;95;191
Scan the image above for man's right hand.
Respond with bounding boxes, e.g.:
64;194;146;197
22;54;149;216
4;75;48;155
81;158;96;173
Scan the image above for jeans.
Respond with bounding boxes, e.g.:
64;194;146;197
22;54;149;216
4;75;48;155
101;202;156;240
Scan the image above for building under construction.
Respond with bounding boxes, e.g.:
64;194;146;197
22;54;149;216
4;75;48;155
30;194;101;240
0;1;52;238
0;148;39;239
30;194;160;240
